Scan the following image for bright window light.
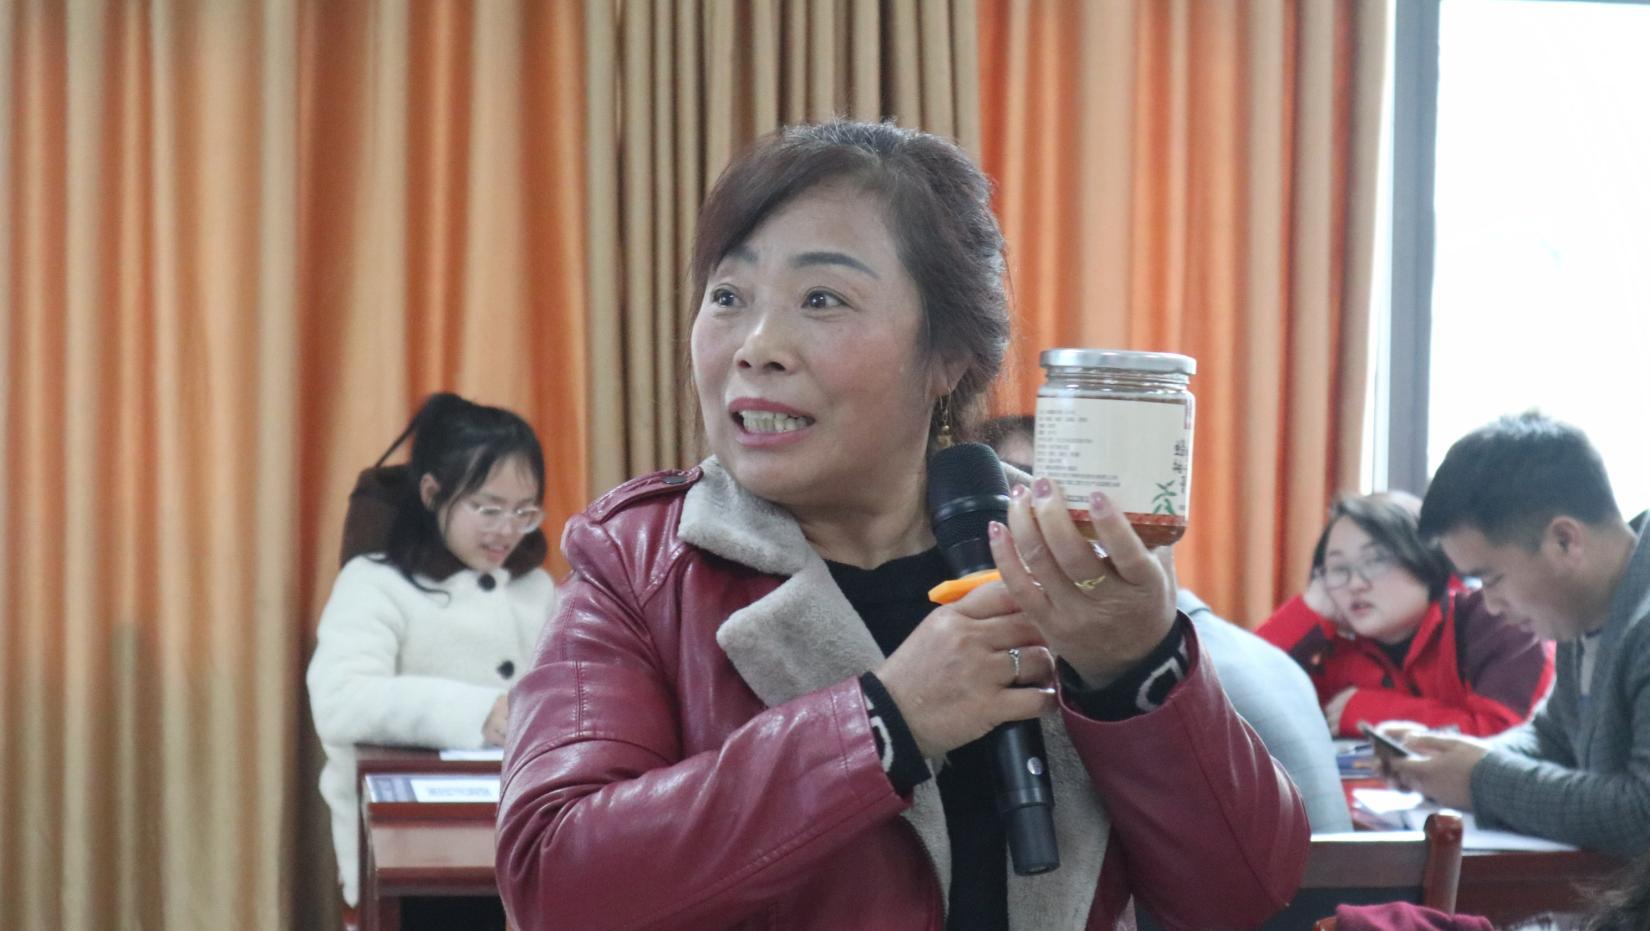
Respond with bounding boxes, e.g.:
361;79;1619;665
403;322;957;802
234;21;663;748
1430;0;1650;518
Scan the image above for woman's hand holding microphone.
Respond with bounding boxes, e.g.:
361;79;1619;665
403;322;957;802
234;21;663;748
875;476;1178;757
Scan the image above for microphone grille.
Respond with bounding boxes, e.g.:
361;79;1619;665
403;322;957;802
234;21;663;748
927;443;1011;550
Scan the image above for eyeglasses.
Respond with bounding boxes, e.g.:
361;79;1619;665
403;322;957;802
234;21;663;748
1318;551;1399;589
461;498;545;533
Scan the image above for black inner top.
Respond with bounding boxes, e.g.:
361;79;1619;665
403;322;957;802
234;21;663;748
827;548;1008;931
1377;635;1414;675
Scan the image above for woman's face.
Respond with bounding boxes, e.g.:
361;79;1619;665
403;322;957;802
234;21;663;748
424;455;542;574
1321;517;1433;645
691;185;947;515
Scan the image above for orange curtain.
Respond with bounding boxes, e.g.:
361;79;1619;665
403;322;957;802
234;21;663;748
978;0;1387;627
1;2;584;928
3;4;301;926
582;0;981;492
297;0;587;589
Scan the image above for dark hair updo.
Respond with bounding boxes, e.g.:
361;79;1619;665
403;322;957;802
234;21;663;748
380;392;546;589
690;120;1012;440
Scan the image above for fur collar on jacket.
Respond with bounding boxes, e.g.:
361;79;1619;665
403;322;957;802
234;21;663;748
678;457;1112;930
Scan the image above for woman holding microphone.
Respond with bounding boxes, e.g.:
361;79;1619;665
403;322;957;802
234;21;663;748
496;121;1307;930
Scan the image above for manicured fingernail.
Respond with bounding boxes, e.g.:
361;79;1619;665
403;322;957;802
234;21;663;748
1010;484;1027;501
988;520;1004;540
1090;491;1111;515
1033;478;1052;501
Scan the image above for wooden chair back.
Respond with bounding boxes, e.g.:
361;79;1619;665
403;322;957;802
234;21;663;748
1258;810;1465;930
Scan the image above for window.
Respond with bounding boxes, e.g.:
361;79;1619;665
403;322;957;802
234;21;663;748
1385;0;1650;518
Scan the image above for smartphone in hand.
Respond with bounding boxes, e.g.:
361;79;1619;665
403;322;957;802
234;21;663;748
1359;721;1418;761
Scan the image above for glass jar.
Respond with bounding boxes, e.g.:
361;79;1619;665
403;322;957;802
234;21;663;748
1034;349;1197;547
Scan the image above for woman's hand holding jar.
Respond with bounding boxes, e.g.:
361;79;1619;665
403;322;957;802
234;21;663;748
992;478;1177;689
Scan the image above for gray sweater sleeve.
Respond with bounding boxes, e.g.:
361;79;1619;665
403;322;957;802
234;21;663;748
1471;623;1650;857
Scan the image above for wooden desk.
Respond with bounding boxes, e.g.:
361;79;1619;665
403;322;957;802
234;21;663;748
355;746;504;931
1340;776;1623;922
1456;848;1623;925
362;816;497;931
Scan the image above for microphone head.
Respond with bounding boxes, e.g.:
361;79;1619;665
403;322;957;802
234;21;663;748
927;442;1011;554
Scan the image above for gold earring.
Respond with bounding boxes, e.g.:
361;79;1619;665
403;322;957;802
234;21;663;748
936;396;955;449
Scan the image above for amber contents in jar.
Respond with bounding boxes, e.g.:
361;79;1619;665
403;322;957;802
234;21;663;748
1119;513;1187;548
1034;349;1197;549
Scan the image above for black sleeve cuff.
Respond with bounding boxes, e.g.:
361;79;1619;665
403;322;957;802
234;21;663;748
858;672;933;796
1060;614;1192;721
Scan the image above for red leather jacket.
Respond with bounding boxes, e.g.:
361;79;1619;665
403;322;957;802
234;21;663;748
497;467;1308;930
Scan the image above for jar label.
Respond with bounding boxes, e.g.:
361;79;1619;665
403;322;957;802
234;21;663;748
1032;395;1194;522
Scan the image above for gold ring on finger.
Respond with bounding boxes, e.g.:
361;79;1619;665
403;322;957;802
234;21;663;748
1074;574;1107;592
1006;647;1023;685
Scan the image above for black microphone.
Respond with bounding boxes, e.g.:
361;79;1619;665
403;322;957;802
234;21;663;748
927;442;1059;876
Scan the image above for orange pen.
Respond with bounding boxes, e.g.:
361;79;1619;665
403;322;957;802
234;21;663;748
927;569;1002;604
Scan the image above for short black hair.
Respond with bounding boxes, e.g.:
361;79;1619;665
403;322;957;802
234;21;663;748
1312;494;1453;602
1418;411;1620;548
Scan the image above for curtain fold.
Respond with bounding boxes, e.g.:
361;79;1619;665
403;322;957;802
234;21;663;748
582;0;980;493
2;2;585;928
979;0;1387;627
3;3;298;927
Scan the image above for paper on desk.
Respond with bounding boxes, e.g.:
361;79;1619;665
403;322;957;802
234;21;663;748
409;775;500;804
439;747;505;762
1351;787;1580;852
1354;787;1426;814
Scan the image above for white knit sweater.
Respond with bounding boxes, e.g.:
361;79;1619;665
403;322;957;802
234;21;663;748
307;555;556;905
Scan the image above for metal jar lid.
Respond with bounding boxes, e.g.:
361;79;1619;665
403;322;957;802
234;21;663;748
1038;348;1197;375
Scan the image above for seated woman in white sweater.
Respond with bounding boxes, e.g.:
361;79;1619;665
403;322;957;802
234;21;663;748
307;392;557;909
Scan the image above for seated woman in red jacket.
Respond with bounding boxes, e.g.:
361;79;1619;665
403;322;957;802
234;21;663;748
1259;494;1554;739
494;120;1308;931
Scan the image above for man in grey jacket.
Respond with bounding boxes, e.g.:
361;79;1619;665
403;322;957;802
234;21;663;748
1389;412;1650;857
